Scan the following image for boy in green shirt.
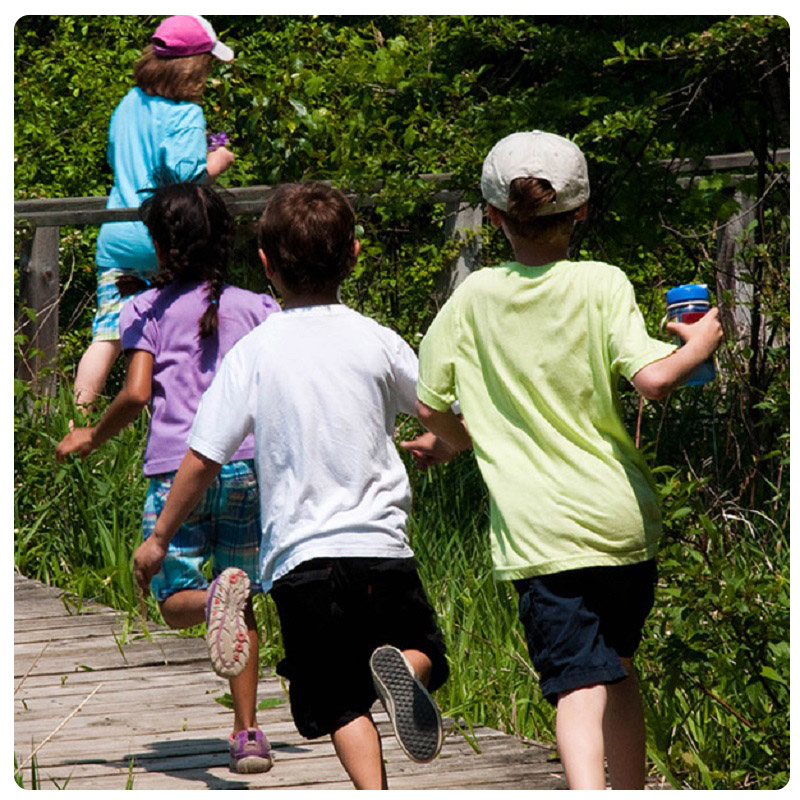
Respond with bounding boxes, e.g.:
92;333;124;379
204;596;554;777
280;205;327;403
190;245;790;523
410;131;722;789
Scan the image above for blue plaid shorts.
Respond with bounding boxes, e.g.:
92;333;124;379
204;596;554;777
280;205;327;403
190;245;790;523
92;266;148;341
142;459;263;602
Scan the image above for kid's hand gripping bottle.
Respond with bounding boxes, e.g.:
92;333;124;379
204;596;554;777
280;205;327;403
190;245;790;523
665;284;716;386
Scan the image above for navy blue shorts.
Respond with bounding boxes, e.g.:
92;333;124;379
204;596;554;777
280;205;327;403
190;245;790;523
513;560;657;705
270;556;449;739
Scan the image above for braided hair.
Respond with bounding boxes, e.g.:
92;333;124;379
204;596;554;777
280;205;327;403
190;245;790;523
119;177;233;339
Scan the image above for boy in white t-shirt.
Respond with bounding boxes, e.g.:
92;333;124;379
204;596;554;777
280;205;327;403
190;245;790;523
132;181;453;789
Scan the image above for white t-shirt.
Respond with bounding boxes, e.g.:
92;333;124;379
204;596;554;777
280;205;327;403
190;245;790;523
188;304;417;591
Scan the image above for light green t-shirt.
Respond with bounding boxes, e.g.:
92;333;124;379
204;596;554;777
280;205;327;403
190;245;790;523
418;260;677;581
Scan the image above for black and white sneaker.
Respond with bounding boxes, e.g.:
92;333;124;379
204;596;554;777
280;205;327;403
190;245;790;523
370;645;443;763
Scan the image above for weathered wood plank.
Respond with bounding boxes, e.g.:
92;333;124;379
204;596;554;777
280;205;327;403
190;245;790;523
659;148;789;173
14;178;466;227
14;575;572;790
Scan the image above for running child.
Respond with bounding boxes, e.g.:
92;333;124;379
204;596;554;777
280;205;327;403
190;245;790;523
75;15;236;408
57;180;279;774
411;131;723;790
131;181;453;789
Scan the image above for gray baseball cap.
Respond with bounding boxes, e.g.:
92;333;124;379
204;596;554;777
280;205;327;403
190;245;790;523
481;130;590;215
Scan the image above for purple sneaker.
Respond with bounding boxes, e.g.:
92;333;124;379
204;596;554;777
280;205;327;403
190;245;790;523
206;568;250;679
229;728;273;774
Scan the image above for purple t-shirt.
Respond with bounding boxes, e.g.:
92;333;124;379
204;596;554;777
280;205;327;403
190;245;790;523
119;281;280;476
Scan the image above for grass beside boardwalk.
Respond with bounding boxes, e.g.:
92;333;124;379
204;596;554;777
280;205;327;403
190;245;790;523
14;375;788;790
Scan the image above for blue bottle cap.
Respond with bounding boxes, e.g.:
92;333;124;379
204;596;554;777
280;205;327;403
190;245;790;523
666;284;709;304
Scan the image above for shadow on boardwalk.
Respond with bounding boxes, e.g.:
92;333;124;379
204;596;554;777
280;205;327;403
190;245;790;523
14;572;567;790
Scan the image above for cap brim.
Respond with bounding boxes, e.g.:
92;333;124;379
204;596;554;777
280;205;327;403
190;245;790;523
211;40;234;62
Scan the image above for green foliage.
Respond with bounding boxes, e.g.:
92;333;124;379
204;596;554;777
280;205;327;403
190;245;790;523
641;460;789;789
14;379;149;612
14;14;788;791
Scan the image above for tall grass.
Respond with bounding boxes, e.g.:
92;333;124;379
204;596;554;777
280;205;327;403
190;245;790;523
15;379;149;612
405;447;556;742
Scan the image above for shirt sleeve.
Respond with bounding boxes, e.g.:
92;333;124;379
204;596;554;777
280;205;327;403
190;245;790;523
607;278;677;380
417;297;459;412
119;294;156;355
392;334;420;417
187;344;255;464
261;294;281;319
161;105;207;183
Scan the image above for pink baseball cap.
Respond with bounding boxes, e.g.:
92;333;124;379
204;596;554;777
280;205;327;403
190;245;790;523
151;15;234;61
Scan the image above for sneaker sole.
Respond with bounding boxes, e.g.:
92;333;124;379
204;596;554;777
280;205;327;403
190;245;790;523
207;568;250;679
370;645;443;763
230;754;273;774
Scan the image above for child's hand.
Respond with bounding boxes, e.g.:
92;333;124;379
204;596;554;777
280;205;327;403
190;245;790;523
206;145;235;178
133;537;169;594
400;432;457;471
666;307;724;359
55;427;96;462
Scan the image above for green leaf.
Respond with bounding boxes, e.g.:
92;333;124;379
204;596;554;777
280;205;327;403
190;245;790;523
760;666;787;685
288;97;308;117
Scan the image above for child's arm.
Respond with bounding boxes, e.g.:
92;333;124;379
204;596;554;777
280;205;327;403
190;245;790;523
415;402;473;453
55;350;153;461
400;430;460;471
132;448;222;593
631;308;723;401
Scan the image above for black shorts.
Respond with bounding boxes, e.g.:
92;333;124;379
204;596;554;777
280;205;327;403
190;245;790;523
513;559;657;705
270;556;449;739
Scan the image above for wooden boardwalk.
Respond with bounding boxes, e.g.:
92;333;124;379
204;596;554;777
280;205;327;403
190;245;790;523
14;572;567;790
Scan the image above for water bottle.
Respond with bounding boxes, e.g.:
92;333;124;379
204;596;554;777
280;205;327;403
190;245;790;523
665;284;715;386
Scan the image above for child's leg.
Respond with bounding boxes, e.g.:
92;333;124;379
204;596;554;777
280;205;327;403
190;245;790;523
555;663;646;791
230;601;260;734
74;339;121;407
159;589;206;627
160;590;260;734
331;713;388;790
401;649;432;685
602;657;646;789
555;683;608;790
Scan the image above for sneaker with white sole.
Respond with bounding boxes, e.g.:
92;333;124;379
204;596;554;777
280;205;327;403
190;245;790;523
370;645;443;763
206;567;250;679
229;728;273;773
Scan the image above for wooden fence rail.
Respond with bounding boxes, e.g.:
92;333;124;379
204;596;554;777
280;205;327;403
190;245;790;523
13;149;788;393
13;176;481;393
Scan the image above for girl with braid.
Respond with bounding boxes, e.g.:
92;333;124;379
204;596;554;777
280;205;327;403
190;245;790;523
56;181;280;774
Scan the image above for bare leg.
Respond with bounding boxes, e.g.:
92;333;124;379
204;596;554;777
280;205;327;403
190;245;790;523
603;657;646;789
331;713;388;789
74;339;121;408
230;603;259;733
400;648;432;685
160;590;259;733
555;683;607;790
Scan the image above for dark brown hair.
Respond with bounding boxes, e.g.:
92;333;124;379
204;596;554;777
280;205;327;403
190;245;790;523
134;45;213;103
257;182;357;295
119;178;233;339
502;176;577;240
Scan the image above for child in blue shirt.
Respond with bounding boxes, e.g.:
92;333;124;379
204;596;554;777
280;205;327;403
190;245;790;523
74;16;235;408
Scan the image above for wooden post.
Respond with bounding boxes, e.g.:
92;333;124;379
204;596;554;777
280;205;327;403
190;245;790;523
16;226;60;395
715;188;757;344
438;201;482;301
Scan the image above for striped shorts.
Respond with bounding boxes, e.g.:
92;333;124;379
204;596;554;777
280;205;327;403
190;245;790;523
142;460;263;602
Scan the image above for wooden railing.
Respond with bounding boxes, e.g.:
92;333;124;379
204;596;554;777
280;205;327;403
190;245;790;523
13;177;481;393
14;149;788;393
